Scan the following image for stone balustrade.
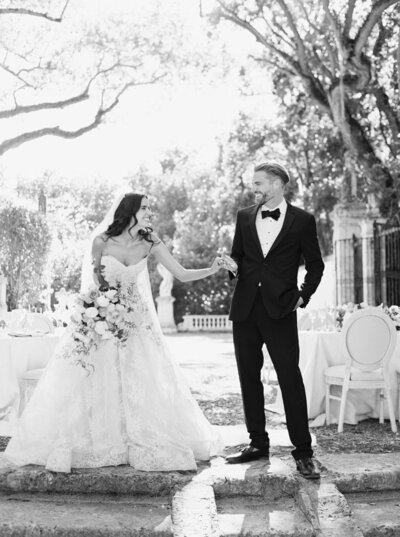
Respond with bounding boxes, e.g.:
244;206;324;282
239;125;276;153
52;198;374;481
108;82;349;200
179;314;232;332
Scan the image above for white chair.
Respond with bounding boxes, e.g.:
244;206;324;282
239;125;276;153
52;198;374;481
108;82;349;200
19;368;44;414
5;309;28;330
325;307;397;433
25;313;54;334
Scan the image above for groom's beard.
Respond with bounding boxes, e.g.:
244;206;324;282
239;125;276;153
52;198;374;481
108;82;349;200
254;192;267;205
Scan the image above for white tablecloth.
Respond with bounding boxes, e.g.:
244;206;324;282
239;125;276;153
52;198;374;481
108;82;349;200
0;332;61;436
267;331;400;426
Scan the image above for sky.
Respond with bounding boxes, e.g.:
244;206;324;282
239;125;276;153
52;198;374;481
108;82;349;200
0;0;278;185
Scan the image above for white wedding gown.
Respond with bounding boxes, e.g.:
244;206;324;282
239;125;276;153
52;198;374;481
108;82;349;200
5;256;223;472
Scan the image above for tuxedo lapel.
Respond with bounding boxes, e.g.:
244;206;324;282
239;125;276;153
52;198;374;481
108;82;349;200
265;202;296;258
248;205;264;258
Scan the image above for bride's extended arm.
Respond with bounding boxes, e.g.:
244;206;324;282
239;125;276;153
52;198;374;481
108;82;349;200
152;241;222;282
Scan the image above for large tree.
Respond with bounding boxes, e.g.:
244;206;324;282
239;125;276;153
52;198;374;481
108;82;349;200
0;0;182;157
213;0;400;216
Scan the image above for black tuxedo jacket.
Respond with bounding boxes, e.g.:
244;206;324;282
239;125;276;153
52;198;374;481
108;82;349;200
229;202;324;322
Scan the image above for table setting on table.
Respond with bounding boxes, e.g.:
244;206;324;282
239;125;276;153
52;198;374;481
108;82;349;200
0;311;62;436
266;304;400;427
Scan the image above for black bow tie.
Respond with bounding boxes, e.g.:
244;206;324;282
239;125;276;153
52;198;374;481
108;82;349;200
261;208;280;221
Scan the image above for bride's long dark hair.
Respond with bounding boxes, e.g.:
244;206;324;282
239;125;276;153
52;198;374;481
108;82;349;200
104;193;155;244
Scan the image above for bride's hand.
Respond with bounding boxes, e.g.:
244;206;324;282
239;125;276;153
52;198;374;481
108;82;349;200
219;254;238;273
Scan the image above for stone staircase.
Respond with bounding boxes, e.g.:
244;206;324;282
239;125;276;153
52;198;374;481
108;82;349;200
1;452;400;536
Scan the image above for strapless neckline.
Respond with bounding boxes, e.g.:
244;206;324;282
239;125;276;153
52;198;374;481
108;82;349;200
101;255;147;269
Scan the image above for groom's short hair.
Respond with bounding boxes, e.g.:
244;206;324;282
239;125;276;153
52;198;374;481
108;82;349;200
254;161;290;184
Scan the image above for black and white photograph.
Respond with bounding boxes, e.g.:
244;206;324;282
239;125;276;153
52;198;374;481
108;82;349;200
0;0;399;535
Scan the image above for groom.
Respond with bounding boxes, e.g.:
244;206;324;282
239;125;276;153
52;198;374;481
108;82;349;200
222;161;324;479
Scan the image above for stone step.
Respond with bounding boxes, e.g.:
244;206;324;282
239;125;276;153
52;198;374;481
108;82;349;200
0;455;298;500
0;454;194;496
195;457;298;500
296;482;364;537
172;482;219;537
0;492;173;536
346;490;400;537
319;453;400;493
217;496;314;537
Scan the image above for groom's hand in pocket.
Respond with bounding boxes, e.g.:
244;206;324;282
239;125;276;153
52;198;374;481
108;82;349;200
293;296;304;311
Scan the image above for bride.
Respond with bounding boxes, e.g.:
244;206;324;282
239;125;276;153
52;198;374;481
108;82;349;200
5;192;224;473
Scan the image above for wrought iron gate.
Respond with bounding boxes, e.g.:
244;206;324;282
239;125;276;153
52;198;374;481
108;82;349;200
374;222;400;306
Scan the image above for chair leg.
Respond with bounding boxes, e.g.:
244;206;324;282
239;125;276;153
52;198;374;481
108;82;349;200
325;382;331;425
338;385;348;433
385;388;398;433
398;377;400;424
379;389;384;424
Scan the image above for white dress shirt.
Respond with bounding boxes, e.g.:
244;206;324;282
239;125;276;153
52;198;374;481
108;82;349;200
256;199;287;257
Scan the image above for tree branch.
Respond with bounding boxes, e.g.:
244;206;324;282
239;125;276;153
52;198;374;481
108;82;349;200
217;1;330;113
397;24;400;91
250;55;297;77
372;85;400;155
343;0;356;41
0;1;70;22
0;76;164;156
0;90;90;120
294;0;339;75
354;0;399;57
0;62;143;120
276;0;311;75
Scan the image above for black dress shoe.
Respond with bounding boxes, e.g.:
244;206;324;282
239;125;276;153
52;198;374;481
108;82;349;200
296;457;320;480
226;445;269;464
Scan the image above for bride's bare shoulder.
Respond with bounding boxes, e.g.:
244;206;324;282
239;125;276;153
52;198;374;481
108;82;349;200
92;233;108;249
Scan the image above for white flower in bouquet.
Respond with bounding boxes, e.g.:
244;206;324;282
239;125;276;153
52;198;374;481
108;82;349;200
94;320;108;335
96;295;110;308
105;309;123;323
101;331;113;340
85;307;99;319
83;288;98;303
60;283;147;373
71;311;83;323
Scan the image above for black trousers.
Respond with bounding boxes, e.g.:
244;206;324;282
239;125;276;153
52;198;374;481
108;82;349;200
232;289;312;460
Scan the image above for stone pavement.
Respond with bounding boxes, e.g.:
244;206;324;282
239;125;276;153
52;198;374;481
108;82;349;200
1;429;399;536
0;333;399;535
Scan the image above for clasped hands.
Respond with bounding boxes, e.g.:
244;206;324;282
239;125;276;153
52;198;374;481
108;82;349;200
211;254;238;273
211;254;304;310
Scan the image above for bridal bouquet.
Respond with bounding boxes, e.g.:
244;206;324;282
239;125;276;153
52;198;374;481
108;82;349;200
62;285;139;372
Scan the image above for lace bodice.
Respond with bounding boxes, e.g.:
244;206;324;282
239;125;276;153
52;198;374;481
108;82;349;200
101;255;148;301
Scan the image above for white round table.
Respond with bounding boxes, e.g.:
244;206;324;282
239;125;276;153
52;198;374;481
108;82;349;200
0;332;61;435
266;330;400;426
